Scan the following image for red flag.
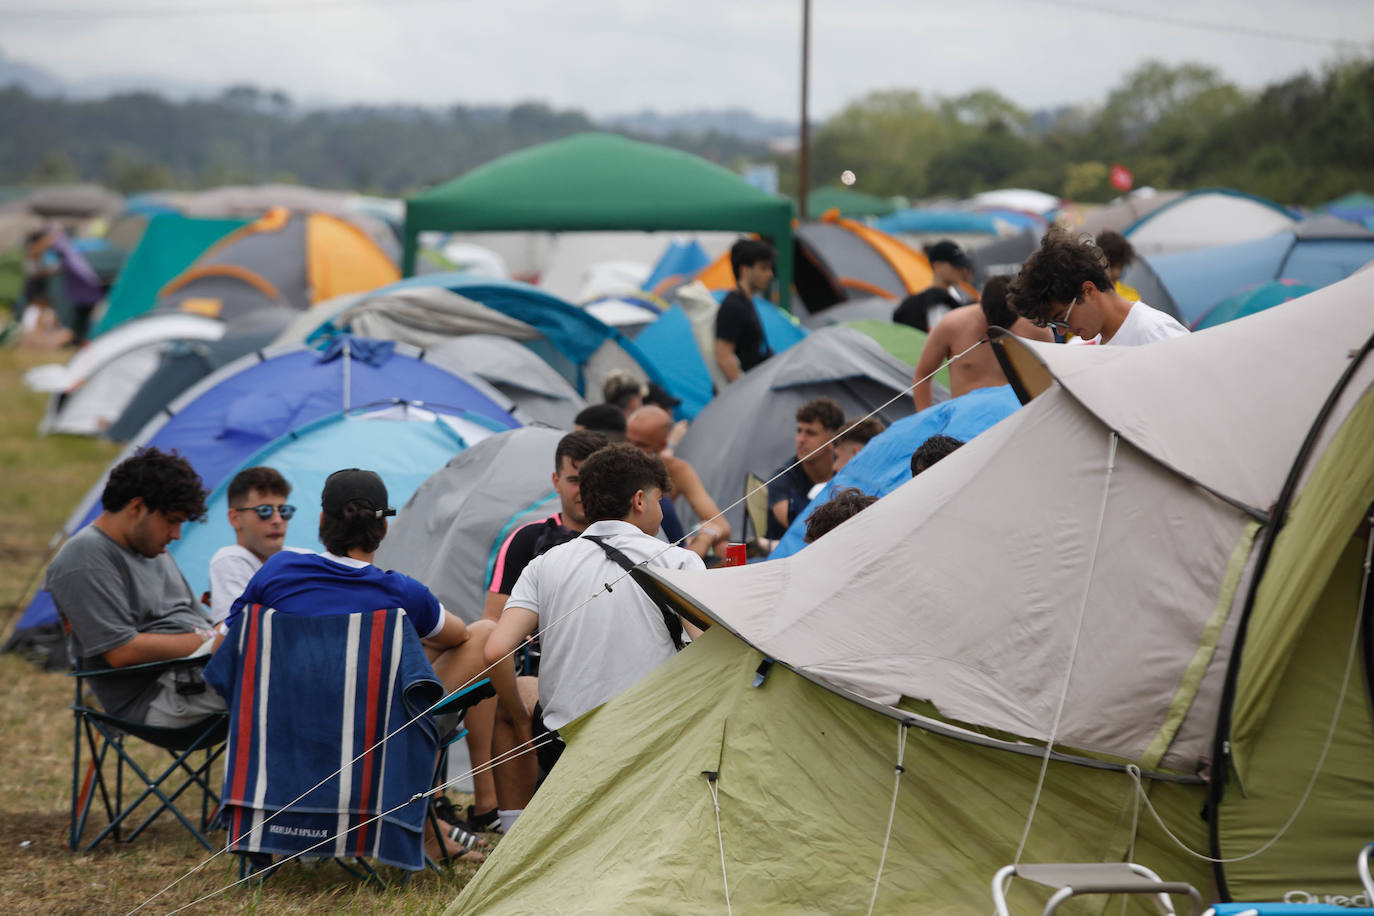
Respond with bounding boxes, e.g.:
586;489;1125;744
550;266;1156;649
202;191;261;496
1110;163;1134;192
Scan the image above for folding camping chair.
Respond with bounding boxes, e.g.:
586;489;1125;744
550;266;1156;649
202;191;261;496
424;678;496;866
205;605;485;886
743;471;772;546
69;655;228;853
992;862;1203;916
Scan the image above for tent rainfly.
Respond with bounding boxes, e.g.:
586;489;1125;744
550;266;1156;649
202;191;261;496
402;133;796;309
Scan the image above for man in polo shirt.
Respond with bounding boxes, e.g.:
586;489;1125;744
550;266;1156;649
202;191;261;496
484;443;705;831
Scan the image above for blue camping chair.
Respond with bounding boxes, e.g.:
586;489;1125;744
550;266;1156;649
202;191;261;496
1200;844;1374;916
205;605;461;879
69;653;228;853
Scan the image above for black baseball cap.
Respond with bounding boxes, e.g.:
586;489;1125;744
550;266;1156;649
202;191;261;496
927;239;972;271
321;468;396;519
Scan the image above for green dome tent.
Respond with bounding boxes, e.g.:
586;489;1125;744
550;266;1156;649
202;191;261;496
448;275;1374;912
402;133;796;309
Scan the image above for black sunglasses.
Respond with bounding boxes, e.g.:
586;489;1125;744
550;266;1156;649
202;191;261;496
233;504;297;521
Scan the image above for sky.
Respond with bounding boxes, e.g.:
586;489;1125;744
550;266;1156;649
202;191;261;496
2;0;1371;121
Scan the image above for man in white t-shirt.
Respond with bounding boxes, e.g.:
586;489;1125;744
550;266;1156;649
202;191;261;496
207;466;295;624
485;442;705;831
1009;226;1189;347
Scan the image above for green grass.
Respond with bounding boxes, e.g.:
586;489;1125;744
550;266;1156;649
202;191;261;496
0;346;484;914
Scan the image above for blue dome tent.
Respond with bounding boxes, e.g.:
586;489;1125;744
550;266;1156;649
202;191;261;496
8;337;519;655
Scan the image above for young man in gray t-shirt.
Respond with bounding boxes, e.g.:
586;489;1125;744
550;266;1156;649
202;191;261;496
45;447;224;726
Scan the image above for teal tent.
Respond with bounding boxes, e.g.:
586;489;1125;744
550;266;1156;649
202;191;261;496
402;132;796;309
91;213;248;338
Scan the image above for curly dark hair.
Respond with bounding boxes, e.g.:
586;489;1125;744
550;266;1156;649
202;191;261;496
1095;230;1135;272
1007;226;1110;324
578;443;671;523
836;416;885;448
320;502;387;556
910;434;964;476
227;466;290;505
796;397;844;432
979;276;1017;330
101;447;207;520
804;487;878;543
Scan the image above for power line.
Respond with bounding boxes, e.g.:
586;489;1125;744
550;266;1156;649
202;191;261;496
1020;0;1366;50
1;0;449;21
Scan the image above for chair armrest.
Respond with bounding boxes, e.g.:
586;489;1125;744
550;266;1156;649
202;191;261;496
71;653;212;679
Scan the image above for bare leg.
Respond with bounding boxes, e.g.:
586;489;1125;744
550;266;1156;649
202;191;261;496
492;675;539;811
464;697;499;813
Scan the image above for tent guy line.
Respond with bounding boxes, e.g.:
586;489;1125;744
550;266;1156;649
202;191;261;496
864;722;910;916
137;337;988;915
1129;511;1372;866
1014;431;1120;867
140;730;559;916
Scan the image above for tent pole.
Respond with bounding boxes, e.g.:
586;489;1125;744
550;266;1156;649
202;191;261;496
797;0;811;222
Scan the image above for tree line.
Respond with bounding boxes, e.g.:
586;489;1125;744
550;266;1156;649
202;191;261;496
796;57;1374;207
3;57;1371;207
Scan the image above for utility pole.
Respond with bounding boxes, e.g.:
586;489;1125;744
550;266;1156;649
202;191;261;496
798;0;811;221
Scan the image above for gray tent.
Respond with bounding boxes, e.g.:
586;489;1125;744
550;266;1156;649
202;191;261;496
376;428;565;623
428;335;585;429
104;309;296;442
674;325;918;536
276;286;588;428
969;228;1043;285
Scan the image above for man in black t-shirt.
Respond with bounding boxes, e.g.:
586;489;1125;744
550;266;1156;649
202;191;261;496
714;238;776;382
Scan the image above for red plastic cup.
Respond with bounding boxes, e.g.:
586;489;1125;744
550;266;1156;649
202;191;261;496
722;542;747;568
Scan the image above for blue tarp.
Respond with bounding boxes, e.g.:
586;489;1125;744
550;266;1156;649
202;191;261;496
1133;232;1374;325
14;337;519;636
769;385;1023;559
633;305;715;418
873;209;1004;236
643;239;710;293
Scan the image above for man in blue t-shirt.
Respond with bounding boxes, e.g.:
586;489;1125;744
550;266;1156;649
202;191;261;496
231;468;534;858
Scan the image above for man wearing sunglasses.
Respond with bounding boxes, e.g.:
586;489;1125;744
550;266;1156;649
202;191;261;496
1009;227;1188;346
208;467;296;625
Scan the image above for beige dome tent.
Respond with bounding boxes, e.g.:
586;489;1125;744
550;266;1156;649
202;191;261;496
448;270;1374;912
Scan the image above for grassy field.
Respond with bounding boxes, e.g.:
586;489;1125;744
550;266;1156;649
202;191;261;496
0;346;482;915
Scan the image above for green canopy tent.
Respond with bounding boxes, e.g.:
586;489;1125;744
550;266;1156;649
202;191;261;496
402;132;796;309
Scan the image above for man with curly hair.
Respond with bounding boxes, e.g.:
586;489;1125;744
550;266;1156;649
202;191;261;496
484;443;704;829
45;447;225;726
1009;227;1187;346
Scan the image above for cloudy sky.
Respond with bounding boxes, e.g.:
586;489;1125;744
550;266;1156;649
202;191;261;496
3;0;1370;120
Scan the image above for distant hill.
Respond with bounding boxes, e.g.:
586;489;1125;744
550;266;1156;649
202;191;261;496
0;47;63;97
601;107;797;143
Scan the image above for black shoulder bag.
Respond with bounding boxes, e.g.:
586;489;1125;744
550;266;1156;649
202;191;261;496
581;535;685;651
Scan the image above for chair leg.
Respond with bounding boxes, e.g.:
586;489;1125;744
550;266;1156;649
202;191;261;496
71;720;116;851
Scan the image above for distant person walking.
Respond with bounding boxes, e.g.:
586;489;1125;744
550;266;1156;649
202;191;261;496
714;239;775;382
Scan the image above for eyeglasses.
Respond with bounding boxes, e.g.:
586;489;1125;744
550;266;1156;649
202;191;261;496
1033;296;1080;330
233;504;296;520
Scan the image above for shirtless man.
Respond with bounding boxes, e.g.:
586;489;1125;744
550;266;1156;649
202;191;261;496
624;405;731;558
911;276;1054;411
